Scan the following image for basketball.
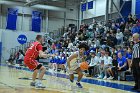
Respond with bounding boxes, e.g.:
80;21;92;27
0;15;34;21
80;62;89;70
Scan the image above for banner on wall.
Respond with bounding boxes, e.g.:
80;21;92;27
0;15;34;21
88;1;93;9
32;11;42;32
6;8;18;30
81;3;87;11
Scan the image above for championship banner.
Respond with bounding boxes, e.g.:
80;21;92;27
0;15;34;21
32;11;42;32
88;1;93;9
6;8;18;30
81;3;87;11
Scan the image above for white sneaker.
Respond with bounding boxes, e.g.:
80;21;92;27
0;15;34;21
97;75;102;79
35;82;46;89
107;76;114;80
103;76;107;80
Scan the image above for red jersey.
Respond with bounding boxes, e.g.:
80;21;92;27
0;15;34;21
25;41;43;59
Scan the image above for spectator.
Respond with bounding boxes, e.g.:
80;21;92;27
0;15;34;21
7;54;15;65
116;29;124;45
123;28;132;42
127;14;134;24
97;51;112;79
120;22;125;32
17;51;24;65
68;40;74;49
133;15;138;23
126;47;132;72
102;52;113;79
117;52;127;72
87;51;100;77
107;54;118;80
111;47;117;56
131;23;140;34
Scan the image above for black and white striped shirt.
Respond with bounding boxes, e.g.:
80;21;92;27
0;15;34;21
132;41;140;59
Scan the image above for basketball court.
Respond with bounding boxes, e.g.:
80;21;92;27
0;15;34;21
0;0;140;93
0;65;136;93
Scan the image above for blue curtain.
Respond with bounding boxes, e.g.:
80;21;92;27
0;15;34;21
32;11;42;32
6;8;18;30
120;0;132;17
136;0;140;18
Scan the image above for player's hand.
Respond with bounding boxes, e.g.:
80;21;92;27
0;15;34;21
47;54;55;57
51;54;55;57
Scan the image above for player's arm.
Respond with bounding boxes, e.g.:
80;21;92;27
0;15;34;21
67;53;77;69
37;44;54;58
39;50;50;58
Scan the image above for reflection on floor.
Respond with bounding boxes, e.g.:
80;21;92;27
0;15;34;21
0;65;137;93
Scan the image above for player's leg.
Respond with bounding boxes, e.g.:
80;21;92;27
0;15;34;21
107;68;114;80
31;69;38;86
38;65;46;80
24;59;39;87
75;67;83;88
69;74;74;82
35;64;46;88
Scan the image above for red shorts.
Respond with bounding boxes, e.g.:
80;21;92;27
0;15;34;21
24;58;39;70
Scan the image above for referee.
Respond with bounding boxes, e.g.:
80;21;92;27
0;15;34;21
131;33;140;92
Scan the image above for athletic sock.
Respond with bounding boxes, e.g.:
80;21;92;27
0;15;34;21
37;80;42;84
77;81;80;83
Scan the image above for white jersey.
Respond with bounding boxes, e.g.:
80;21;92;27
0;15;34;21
68;51;83;74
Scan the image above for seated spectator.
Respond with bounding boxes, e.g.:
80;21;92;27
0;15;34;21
127;14;134;24
107;54;118;80
7;54;15;65
131;23;140;34
102;52;113;79
117;52;127;71
120;22;125;32
116;46;124;56
17;51;24;65
111;46;117;56
123;28;131;42
133;15;138;23
87;51;100;77
68;40;74;49
97;52;112;79
123;46;128;57
116;29;124;45
126;47;132;72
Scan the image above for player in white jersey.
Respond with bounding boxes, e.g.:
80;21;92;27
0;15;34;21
67;43;89;88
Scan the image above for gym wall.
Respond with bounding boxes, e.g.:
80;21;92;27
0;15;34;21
0;29;44;62
83;0;120;20
0;2;79;33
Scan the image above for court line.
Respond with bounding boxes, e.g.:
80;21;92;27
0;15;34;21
0;64;138;93
0;81;17;90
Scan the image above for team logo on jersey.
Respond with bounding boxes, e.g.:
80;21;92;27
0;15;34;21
17;34;27;44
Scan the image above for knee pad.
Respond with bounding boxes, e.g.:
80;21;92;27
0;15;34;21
36;64;42;70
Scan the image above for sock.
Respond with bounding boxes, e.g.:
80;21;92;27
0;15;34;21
77;81;80;83
33;81;35;83
38;80;42;84
32;80;36;83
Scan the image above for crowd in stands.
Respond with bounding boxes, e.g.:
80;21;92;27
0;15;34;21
7;14;140;81
7;50;25;66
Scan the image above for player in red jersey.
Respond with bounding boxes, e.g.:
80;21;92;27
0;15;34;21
24;35;51;88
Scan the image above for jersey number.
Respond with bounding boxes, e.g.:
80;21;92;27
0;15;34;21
29;44;34;50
